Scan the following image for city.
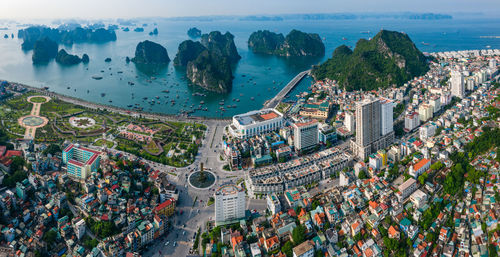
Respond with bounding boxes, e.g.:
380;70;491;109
0;1;499;257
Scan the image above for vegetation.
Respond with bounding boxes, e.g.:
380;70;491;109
42;229;58;245
85;217;119;239
43;144;61;155
312;30;429;91
443;127;500;195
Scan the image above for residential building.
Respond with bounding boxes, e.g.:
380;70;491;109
404;112;420;132
344;111;355;132
266;193;281;215
409;189;428;209
397;178;417;202
351;97;394;159
215;184;246;225
293;240;315;257
293;120;319;153
380;97;394;136
418;104;433;122
451;69;465;98
155;198;176;217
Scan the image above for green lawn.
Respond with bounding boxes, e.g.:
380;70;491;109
94;139;114;148
29;96;47;103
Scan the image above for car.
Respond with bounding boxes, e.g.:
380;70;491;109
173;242;177;247
183;231;186;235
165;241;170;246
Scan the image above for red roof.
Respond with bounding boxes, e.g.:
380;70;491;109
63;144;74;152
4;150;22;158
68;159;84;167
413;158;430;171
155;199;174;212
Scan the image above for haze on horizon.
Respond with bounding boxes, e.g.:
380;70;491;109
1;0;499;20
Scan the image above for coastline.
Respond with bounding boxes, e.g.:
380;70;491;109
2;79;232;123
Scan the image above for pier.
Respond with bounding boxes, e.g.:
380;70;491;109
263;69;310;109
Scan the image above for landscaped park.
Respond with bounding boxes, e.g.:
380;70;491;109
0;91;207;167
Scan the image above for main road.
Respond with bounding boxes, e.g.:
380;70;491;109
263;70;310;109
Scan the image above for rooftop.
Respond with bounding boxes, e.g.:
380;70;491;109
234;108;282;126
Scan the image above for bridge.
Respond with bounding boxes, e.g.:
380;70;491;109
263;69;310;109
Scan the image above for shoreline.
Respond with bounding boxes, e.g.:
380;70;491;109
3;80;232;123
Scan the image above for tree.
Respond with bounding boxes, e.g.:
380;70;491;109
418;172;428;185
43;230;57;245
43;144;61;155
358;170;368;179
281;241;293;257
292;225;306;245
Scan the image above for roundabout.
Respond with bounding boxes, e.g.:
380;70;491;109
188;170;216;190
21;116;46;127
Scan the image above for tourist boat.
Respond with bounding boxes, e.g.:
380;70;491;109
200;101;205;104
251;97;255;100
117;71;123;74
162;90;169;93
92;75;103;80
101;93;106;97
109;100;113;103
156;96;160;99
421;42;430;46
43;87;49;90
342;37;347;40
67;87;70;89
128;81;135;85
127;105;133;107
236;99;240;102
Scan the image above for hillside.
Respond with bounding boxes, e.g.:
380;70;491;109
311;30;429;91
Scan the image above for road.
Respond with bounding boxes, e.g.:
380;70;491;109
141;119;263;257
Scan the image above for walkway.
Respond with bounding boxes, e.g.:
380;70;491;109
18;95;51;139
263;69;310;109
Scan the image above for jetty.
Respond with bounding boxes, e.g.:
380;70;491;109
263;69;310;109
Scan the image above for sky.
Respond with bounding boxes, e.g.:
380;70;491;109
0;0;499;19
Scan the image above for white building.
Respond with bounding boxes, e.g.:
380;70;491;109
429;97;441;113
344;111;355;132
418;104;433;122
409;158;431;179
215;184;246;225
409;189;428;209
380;97;394;136
397;178;417;202
451;70;465;99
293;120;319;152
74;219;86;240
266;193;281;215
419;123;437;140
229;108;284;139
404;112;420;132
293;240;315;257
489;58;497;69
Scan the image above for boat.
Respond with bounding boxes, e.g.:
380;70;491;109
162;90;170;93
251;97;255;100
67;87;70;89
101;93;106;97
342;37;347;40
109;100;113;103
421;42;430;46
92;75;103;80
43;87;49;90
236;99;240;102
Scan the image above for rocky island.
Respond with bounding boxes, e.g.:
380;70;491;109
32;37;58;64
18;26;116;50
131;40;170;64
174;31;240;93
200;31;241;62
248;29;325;57
55;49;89;65
311;29;429;91
173;40;206;66
187;27;201;38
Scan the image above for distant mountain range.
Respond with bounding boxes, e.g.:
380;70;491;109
161;12;452;22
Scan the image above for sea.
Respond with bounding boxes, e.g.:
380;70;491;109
0;17;499;118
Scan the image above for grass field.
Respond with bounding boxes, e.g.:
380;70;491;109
94;139;114;148
29;96;47;103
